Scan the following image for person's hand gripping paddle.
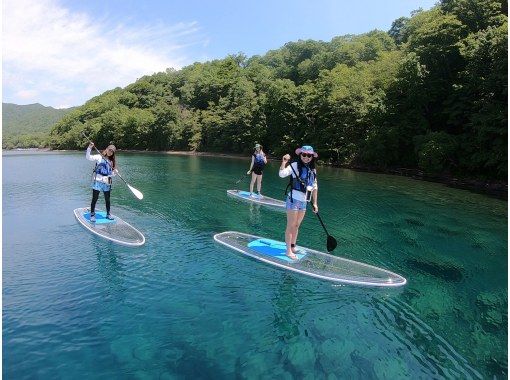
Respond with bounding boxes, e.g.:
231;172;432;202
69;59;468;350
82;132;143;200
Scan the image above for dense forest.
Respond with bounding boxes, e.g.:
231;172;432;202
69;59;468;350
3;103;74;149
48;0;507;180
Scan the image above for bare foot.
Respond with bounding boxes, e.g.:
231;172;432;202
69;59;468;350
286;252;298;260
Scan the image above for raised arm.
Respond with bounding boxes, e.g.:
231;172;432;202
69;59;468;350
279;154;292;178
86;143;102;163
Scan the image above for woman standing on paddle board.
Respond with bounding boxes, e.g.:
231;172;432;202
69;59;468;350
279;145;319;260
86;142;118;222
247;143;267;197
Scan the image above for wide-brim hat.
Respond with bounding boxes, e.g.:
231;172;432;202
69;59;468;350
295;145;318;158
106;144;117;152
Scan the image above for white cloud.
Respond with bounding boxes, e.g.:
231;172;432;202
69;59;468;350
2;0;203;107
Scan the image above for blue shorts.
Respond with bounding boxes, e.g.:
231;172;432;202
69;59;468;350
286;196;307;211
91;181;111;192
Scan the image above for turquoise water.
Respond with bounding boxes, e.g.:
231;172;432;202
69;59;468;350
3;151;507;379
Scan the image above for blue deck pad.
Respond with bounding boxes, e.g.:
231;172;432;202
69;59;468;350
238;191;262;199
247;238;307;263
83;211;116;225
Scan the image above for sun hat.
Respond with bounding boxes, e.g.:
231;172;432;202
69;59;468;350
106;144;117;152
295;145;318;158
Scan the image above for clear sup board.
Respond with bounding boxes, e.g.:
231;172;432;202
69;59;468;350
74;207;145;247
214;231;406;287
227;190;285;210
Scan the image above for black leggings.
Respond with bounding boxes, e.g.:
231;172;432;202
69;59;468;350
91;189;111;215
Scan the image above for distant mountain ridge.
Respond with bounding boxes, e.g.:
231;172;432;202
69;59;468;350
3;102;75;136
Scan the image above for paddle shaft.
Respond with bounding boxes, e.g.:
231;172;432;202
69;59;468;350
315;212;331;237
235;173;249;185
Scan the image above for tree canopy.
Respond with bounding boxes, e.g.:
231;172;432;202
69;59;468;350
45;0;507;180
2;103;74;149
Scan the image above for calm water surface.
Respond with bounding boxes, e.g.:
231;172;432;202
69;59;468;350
3;151;507;379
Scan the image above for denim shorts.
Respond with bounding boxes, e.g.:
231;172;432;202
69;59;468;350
91;181;111;192
286;196;307;211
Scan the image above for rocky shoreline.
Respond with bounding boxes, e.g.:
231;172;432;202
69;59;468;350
347;165;507;200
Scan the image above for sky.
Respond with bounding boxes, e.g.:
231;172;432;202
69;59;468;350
2;0;438;108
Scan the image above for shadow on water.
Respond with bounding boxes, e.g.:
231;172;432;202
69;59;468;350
269;274;307;378
93;243;127;295
404;218;425;227
248;202;262;229
406;258;463;282
271;274;302;344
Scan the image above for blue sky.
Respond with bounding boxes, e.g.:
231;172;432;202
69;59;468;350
3;0;438;108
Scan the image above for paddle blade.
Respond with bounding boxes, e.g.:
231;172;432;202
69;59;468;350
128;184;144;200
327;235;337;252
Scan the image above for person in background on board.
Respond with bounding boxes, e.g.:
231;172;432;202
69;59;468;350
279;145;319;260
86;142;118;222
247;143;267;197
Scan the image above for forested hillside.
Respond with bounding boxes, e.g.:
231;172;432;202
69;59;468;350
50;0;507;180
3;103;74;148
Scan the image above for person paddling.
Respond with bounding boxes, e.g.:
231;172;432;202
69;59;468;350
279;145;319;260
247;143;267;197
86;142;118;222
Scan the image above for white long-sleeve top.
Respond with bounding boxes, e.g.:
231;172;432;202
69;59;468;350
279;162;318;202
86;146;103;163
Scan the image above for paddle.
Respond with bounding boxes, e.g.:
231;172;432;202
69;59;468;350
82;132;144;200
315;212;337;252
235;173;249;185
286;159;337;252
114;171;144;200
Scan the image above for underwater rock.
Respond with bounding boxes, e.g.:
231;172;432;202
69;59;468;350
373;355;411;379
286;340;316;370
318;338;353;372
476;291;507;330
350;349;378;379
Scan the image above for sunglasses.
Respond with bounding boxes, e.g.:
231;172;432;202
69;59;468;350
301;153;313;158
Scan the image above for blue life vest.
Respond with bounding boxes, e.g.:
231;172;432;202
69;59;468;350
253;153;265;167
94;158;113;177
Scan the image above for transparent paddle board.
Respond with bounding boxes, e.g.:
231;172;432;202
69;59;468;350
74;207;145;247
214;231;406;287
227;190;285;211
